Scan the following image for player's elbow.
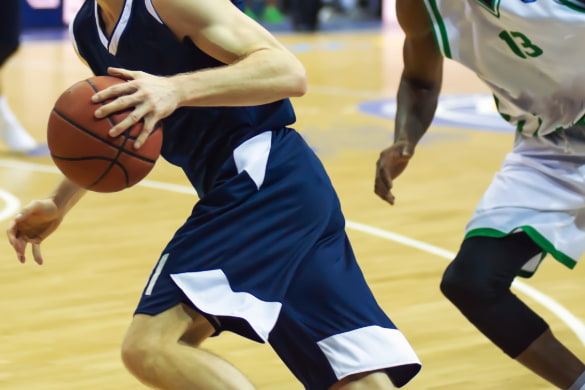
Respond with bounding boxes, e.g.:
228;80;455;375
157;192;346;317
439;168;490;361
287;60;308;98
290;70;308;98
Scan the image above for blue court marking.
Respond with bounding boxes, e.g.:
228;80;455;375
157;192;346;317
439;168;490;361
285;40;372;53
358;94;515;133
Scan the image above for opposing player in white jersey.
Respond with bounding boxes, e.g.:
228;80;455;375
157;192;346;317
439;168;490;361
375;1;585;389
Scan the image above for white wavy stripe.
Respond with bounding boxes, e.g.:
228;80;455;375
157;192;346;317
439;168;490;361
0;159;583;346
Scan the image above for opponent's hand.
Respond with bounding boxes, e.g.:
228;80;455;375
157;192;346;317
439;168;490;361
92;67;177;149
6;199;62;265
374;142;413;205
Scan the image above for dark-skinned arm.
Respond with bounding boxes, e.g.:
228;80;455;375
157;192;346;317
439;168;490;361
374;0;444;204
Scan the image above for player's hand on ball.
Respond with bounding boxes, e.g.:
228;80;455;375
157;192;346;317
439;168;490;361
92;67;176;149
6;200;62;265
374;142;413;205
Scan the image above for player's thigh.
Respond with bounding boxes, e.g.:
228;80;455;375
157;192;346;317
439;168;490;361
330;370;393;390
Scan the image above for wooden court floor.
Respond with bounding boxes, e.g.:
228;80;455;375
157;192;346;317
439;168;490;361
0;25;584;390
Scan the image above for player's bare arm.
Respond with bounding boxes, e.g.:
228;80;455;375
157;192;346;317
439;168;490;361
7;177;86;264
93;0;307;148
158;0;308;104
374;0;444;205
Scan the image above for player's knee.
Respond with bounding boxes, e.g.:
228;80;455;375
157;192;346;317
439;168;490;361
0;41;19;68
121;331;162;381
440;255;500;313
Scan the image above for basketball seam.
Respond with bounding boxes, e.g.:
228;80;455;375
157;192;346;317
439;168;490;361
51;155;130;190
51;108;157;164
85;78;131;188
85;78;160;160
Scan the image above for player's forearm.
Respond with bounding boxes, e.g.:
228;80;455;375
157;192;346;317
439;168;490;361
48;177;87;214
394;76;440;147
171;48;307;108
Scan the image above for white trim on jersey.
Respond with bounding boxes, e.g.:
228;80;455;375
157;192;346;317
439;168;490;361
171;269;282;342
145;0;164;24
421;0;448;57
93;0;109;50
108;0;133;55
68;5;83;64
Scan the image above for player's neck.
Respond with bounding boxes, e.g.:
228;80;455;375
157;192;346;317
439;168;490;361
96;0;123;37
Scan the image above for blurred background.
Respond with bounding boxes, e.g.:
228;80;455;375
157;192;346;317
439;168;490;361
20;0;388;33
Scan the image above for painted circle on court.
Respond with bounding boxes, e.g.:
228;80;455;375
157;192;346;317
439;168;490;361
358;94;514;133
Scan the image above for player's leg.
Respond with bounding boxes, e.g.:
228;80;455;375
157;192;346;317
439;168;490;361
440;233;585;389
517;329;585;390
329;370;394;389
0;0;37;153
121;303;256;390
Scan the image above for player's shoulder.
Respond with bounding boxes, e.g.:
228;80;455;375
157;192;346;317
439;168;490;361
396;0;433;38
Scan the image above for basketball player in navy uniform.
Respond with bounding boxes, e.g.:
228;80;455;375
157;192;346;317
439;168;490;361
375;0;585;389
7;0;421;388
0;0;38;153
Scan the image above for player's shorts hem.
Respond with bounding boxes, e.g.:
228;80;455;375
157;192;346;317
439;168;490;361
465;226;577;272
317;326;421;388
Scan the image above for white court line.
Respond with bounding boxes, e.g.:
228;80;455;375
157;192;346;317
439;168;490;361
0;189;21;221
1;158;584;346
346;221;585;346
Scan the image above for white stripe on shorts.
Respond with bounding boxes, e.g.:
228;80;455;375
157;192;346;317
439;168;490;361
317;325;421;380
171;269;282;342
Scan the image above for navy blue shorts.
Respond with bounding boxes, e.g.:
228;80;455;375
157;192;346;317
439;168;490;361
136;128;421;389
0;0;20;66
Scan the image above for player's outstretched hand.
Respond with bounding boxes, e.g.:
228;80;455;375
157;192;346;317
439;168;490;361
92;67;177;149
375;142;413;205
6;199;62;265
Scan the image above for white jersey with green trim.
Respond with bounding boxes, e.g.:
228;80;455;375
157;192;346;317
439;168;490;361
422;0;585;137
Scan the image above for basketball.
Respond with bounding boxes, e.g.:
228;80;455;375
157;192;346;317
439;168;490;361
47;76;163;193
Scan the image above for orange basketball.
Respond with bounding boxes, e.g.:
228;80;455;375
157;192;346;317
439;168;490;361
47;76;163;193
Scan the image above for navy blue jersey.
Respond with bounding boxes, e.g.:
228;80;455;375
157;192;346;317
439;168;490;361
0;0;21;66
70;0;296;196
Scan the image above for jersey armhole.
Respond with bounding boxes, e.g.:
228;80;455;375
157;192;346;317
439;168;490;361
421;0;452;58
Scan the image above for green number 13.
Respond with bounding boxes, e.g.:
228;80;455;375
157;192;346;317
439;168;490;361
499;31;543;59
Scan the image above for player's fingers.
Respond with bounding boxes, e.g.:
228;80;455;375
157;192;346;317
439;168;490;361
134;128;152;149
12;238;27;263
108;108;146;137
32;243;43;265
107;67;137;81
374;179;395;205
6;219;26;260
134;118;158;149
17;242;27;263
6;219;18;245
374;159;396;205
375;157;392;189
91;82;140;107
94;89;139;116
386;191;396;205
